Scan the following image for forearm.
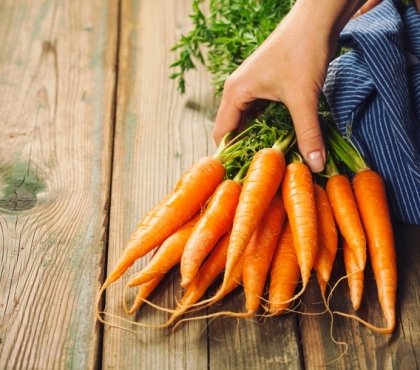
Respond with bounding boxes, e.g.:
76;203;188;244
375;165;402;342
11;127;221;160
287;0;365;48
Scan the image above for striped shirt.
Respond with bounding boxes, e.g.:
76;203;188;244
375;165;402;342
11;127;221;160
323;0;420;225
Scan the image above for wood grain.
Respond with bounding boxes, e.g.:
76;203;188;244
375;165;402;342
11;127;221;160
1;0;419;369
0;0;117;368
102;0;214;369
299;224;420;369
207;288;302;369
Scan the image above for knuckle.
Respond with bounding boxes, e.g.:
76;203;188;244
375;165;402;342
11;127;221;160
223;74;251;103
296;125;323;153
298;125;322;142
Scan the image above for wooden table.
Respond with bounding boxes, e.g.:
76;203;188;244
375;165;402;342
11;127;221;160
1;1;419;369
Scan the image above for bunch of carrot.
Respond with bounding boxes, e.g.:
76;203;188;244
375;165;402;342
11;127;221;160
96;107;397;335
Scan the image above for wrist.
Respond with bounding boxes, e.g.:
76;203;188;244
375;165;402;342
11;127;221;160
287;0;364;56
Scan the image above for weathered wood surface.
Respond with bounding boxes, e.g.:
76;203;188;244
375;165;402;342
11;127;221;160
1;1;419;370
101;0;212;369
0;0;117;368
300;223;420;369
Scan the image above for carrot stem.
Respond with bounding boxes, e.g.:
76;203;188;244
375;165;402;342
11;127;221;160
322;122;368;173
324;153;339;177
272;130;295;153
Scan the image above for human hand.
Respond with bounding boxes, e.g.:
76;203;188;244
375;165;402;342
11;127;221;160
213;0;363;173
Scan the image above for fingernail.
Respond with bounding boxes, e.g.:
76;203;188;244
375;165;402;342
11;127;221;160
353;9;362;18
307;151;325;173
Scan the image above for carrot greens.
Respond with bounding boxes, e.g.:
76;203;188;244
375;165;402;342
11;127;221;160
170;0;293;95
214;102;294;179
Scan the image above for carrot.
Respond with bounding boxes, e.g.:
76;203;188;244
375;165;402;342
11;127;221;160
313;183;338;298
268;221;301;315
127;215;200;287
163;233;235;326
222;132;293;288
281;160;317;289
325;156;366;271
166;255;246;328
352;169;397;333
324;123;397;333
343;240;364;310
204;253;244;308
125;276;164;314
180;179;241;288
242;192;286;314
101;156;225;291
112;233;232;329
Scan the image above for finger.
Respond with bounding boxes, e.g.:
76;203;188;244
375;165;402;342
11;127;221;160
354;0;382;17
288;100;326;173
213;99;242;145
213;89;251;145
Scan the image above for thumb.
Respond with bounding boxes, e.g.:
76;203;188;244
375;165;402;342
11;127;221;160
213;97;243;145
288;100;326;173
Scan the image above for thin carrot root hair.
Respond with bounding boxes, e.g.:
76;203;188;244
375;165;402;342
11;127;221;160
99;292;204;331
122;280;174;315
332;311;395;334
262;297;327;317
158;294;239;329
95;285;173;333
235;279;325;317
180;255;244;310
186;271;243;310
174;284;235;313
172;309;255;331
269;281;308;311
181;286;228;309
326;269;363;308
324;311;349;366
98;309;176;331
96;284;110;326
318;282;349;361
158;284;244;329
326;269;394;334
97;311;142;335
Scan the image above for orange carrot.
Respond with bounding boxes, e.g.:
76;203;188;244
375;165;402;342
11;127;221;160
172;255;245;324
242;192;286;314
222;147;286;287
163;233;235;326
127;215;200;287
352;169;397;333
313;184;338;297
180;179;241;288
281;161;317;288
343;240;364;310
324;123;397;333
268;221;301;315
112;234;233;329
101;156;225;290
126;276;164;314
326;174;366;271
205;254;244;307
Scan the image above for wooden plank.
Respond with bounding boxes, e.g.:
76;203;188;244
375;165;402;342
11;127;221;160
103;1;303;369
299;223;420;369
102;0;214;369
207;287;302;370
0;0;118;369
